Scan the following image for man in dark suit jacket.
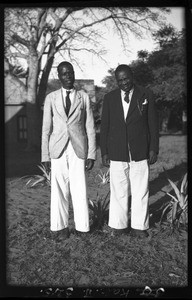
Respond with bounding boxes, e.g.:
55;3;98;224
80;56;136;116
100;64;159;238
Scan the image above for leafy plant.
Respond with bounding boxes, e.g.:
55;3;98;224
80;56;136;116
20;163;51;187
89;191;110;230
160;171;188;228
97;168;110;185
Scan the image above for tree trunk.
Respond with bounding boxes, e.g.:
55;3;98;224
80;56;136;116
26;39;58;151
37;36;58;106
25;50;41;152
37;55;54;108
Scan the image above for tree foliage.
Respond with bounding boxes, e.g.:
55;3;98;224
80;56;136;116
99;25;186;131
101;68;117;92
148;27;186;113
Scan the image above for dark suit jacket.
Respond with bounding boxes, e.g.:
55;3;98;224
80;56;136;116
100;84;159;162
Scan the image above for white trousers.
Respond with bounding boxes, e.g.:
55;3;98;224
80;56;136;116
109;159;149;230
50;141;89;232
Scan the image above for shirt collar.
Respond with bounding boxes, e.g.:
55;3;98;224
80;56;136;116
62;87;74;95
123;86;134;94
121;86;134;99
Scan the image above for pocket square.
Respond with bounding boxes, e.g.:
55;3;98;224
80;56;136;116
142;99;148;105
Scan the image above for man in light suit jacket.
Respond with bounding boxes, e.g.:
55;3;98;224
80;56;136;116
100;64;159;238
41;61;96;240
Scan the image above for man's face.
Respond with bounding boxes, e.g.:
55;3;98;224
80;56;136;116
116;69;133;92
58;65;75;90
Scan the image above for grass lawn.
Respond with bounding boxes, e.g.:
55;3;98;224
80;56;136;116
3;134;189;297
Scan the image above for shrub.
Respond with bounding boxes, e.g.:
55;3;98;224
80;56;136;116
160;171;188;229
20;163;51;187
89;191;110;230
97;168;110;185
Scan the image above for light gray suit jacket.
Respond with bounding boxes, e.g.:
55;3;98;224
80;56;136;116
41;88;96;162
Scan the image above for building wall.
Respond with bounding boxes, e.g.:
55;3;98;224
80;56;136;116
5;104;27;150
75;79;96;103
4;73;27;151
5;74;27;105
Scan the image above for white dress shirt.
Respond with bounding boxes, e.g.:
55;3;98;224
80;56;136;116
121;88;134;120
62;87;75;108
121;87;134;161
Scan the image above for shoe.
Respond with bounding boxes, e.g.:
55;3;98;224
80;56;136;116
130;228;149;238
50;228;70;241
73;229;90;237
112;228;130;236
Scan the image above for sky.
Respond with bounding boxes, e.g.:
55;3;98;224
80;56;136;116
58;7;186;87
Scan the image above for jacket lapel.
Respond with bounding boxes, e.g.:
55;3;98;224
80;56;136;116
113;89;125;123
54;89;68;121
54;89;81;120
126;85;143;123
68;90;81;118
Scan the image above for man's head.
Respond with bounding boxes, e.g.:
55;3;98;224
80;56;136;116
57;61;75;90
115;64;134;92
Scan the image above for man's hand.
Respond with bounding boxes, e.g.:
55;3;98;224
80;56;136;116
85;159;94;171
102;154;110;167
43;161;51;173
149;150;157;165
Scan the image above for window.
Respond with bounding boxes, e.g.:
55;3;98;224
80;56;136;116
17;115;27;141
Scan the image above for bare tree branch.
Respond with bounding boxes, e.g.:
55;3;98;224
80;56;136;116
56;14;113;51
37;8;48;41
15;9;33;40
12;33;30;47
9;52;28;60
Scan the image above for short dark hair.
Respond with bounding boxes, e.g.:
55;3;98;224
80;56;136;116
57;61;74;74
115;64;133;77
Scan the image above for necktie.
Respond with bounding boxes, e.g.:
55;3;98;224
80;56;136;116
124;91;130;103
65;90;71;116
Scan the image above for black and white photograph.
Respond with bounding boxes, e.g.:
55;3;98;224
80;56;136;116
2;1;191;298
